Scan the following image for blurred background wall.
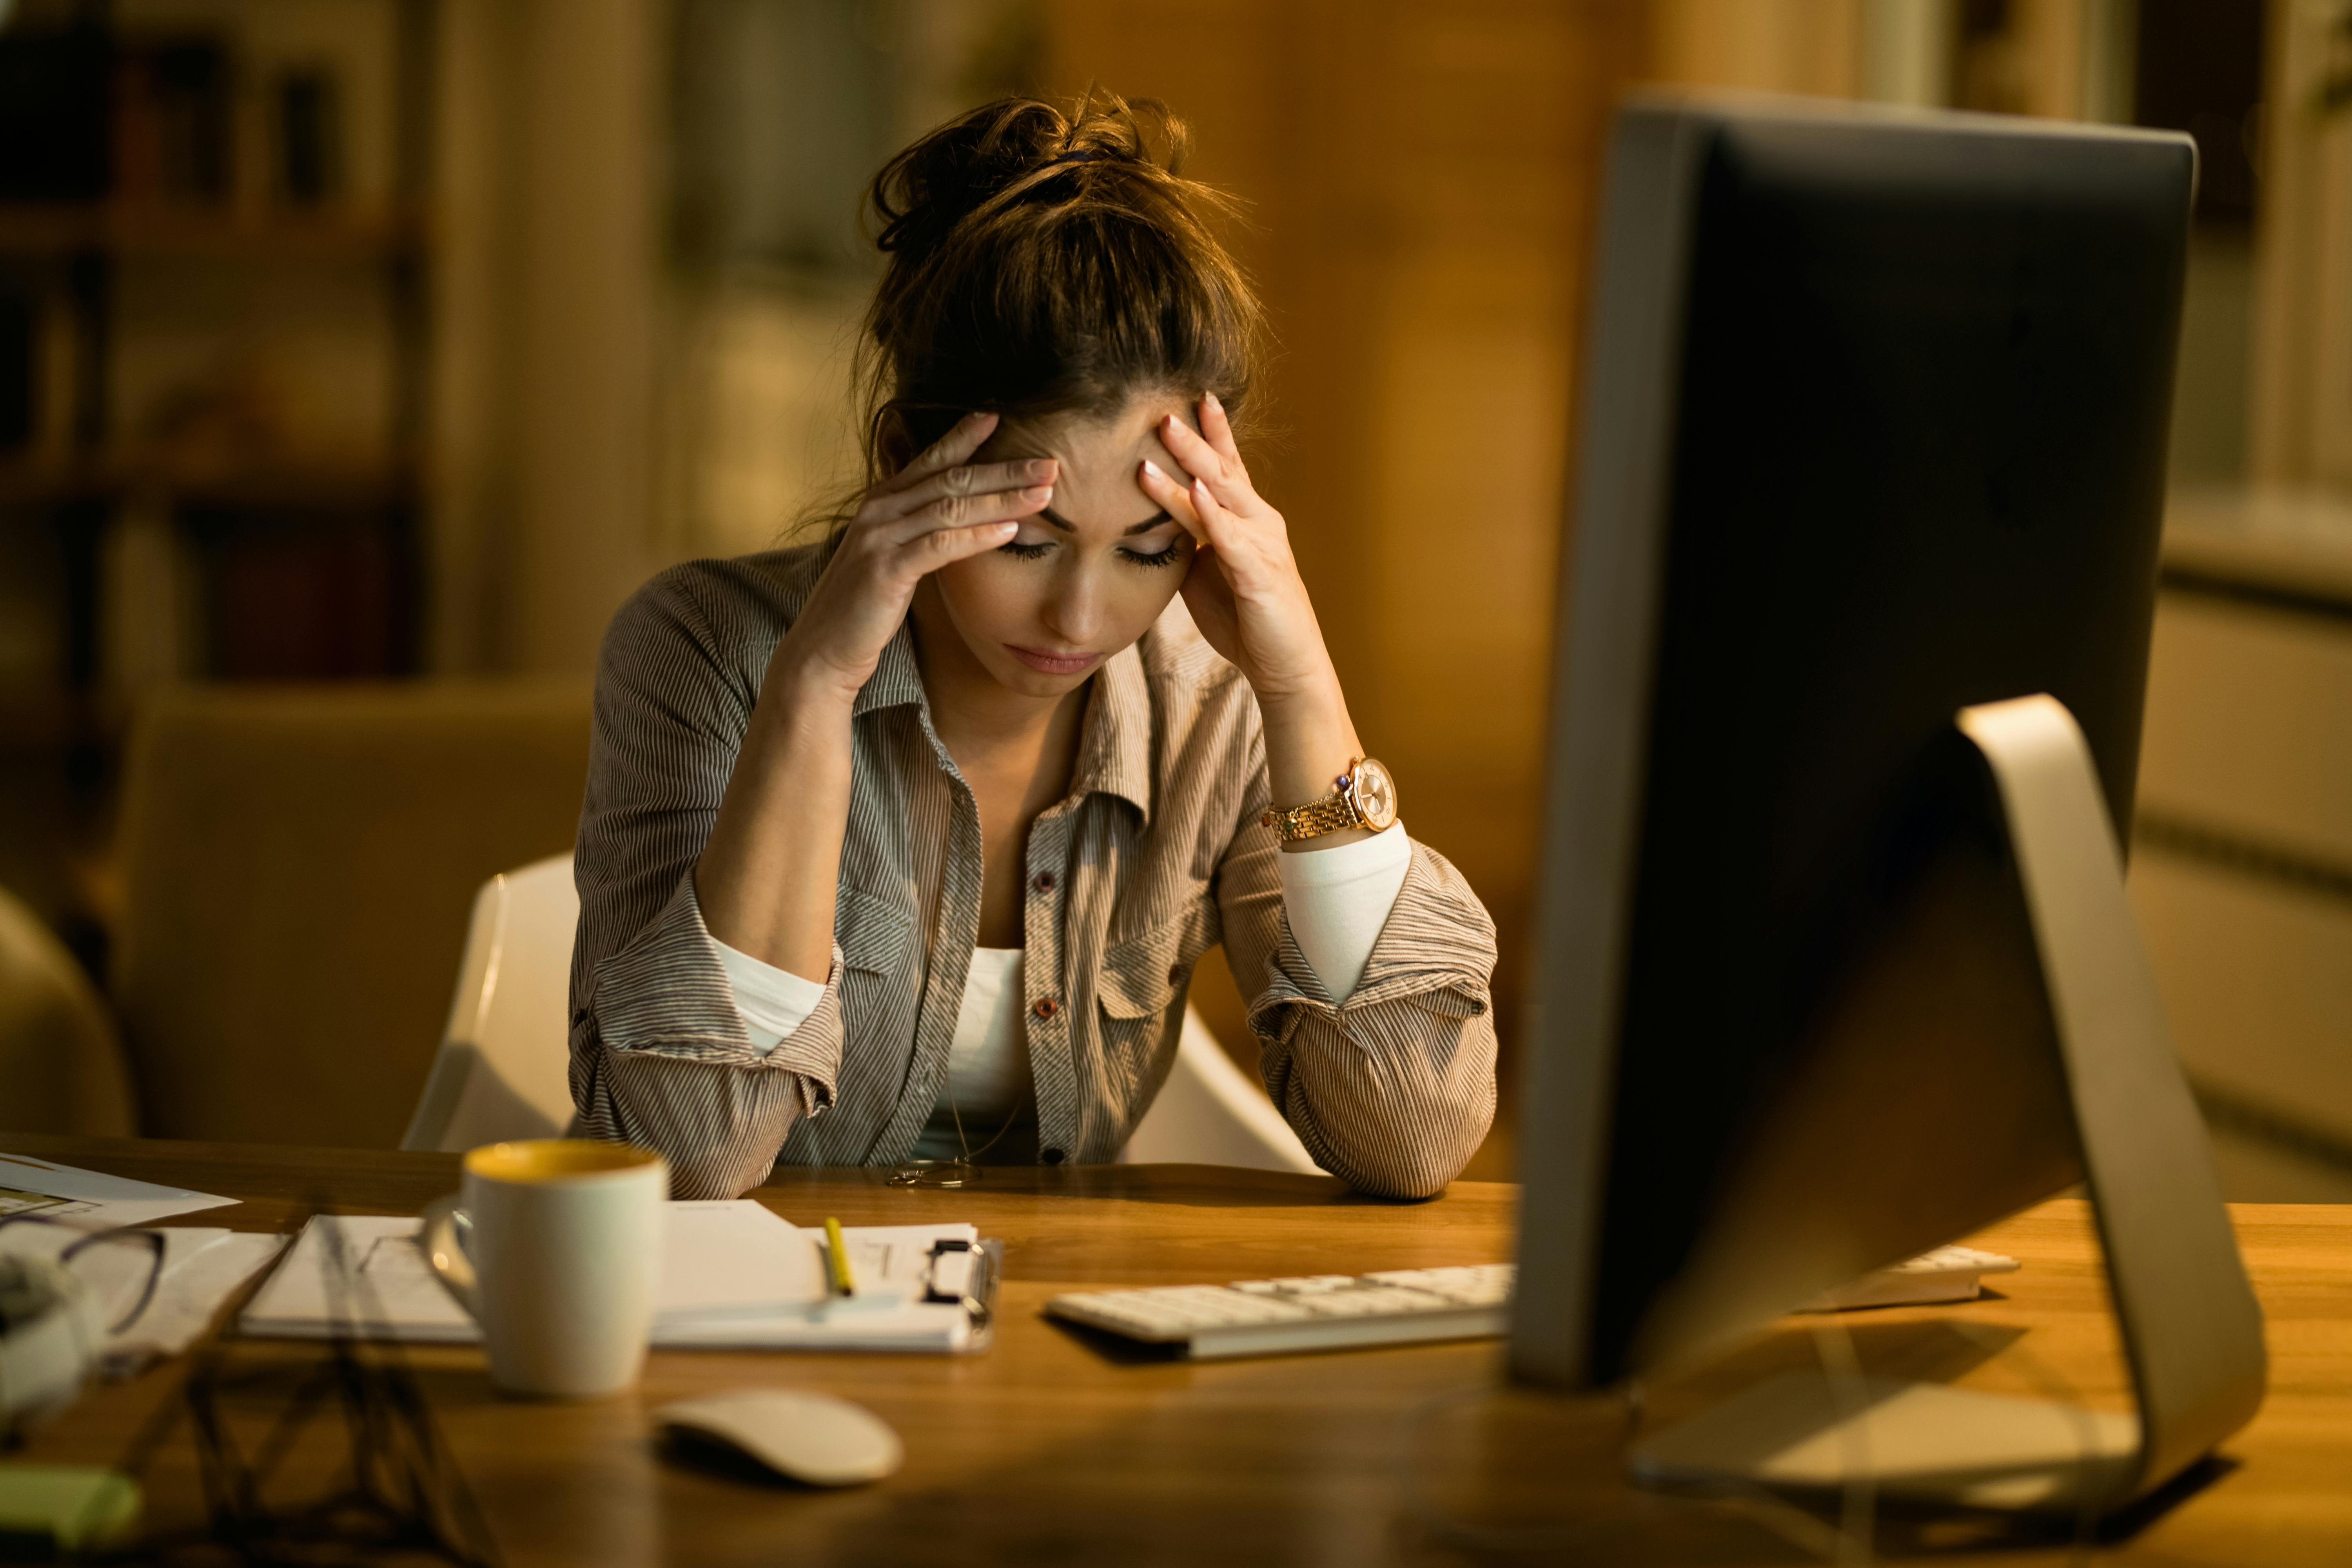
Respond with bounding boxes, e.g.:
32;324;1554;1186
2;0;2347;1192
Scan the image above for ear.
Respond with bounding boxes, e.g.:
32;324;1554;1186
871;407;918;477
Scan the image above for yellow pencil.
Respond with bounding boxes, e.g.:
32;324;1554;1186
823;1216;856;1296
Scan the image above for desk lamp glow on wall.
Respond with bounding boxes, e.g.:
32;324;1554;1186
1512;94;2265;1517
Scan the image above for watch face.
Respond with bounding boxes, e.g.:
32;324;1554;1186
1350;759;1399;831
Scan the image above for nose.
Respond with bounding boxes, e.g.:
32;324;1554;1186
1040;559;1103;647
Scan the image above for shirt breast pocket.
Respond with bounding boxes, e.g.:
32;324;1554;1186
835;884;918;1040
836;884;915;974
1094;896;1222;1121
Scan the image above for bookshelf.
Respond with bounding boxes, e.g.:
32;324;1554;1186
0;200;427;258
0;0;436;965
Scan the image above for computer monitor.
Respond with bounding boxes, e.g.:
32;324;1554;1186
1510;94;2261;1511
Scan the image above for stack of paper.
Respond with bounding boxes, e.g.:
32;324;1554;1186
240;1201;989;1354
0;1157;281;1365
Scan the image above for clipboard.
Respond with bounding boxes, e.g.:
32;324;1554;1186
915;1236;1004;1351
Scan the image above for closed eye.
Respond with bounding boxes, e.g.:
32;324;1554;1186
1117;536;1186;568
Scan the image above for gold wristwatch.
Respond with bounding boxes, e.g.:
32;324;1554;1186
1261;756;1400;843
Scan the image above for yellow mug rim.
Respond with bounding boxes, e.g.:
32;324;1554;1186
463;1138;665;1185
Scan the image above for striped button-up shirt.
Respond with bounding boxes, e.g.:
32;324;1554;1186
567;544;1499;1200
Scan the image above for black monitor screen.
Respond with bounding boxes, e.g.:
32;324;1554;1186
1513;98;2194;1389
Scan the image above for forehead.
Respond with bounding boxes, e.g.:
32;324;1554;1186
981;393;1191;475
979;393;1193;534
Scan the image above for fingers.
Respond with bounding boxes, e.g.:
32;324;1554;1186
1198;392;1244;469
874;457;1057;523
882;411;1000;495
893;483;1053;541
1139;457;1214;545
1157;412;1252;512
1141;457;1247;561
1186;474;1236;547
905;517;1022;570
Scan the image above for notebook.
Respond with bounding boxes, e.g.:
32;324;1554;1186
238;1201;998;1354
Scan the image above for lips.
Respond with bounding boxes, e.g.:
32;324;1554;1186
1007;645;1102;676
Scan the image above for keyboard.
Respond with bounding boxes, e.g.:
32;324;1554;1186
1047;1265;1514;1359
1046;1247;2020;1360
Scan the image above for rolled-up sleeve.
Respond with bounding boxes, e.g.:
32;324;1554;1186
1219;792;1500;1200
566;572;840;1198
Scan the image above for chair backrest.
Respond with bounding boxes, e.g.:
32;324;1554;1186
402;854;581;1152
1123;1008;1320;1174
0;885;136;1136
114;681;593;1146
401;851;1318;1172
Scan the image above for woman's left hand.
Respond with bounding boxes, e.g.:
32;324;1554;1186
1142;392;1370;830
1140;394;1340;707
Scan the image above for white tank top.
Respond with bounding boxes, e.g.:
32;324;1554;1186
906;946;1031;1160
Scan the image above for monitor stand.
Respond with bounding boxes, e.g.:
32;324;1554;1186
1628;694;2268;1516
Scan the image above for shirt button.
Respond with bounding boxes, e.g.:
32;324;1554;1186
1034;871;1056;893
1041;1147;1067;1165
1033;996;1058;1020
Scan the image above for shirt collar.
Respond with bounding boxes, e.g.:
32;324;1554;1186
851;622;927;718
1073;642;1154;824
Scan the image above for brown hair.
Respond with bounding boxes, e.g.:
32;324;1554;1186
854;92;1265;485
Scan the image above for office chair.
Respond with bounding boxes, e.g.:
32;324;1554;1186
401;855;579;1152
402;854;1320;1174
0;886;136;1136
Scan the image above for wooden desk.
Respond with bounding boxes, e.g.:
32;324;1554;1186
5;1134;2348;1566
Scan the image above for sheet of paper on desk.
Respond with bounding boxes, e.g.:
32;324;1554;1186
657;1200;830;1314
122;1231;286;1359
240;1215;475;1340
240;1204;984;1353
0;1153;236;1226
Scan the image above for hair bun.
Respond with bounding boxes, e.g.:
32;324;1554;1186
868;94;1186;258
851;90;1258;492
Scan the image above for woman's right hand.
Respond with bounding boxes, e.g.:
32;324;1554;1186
770;412;1055;703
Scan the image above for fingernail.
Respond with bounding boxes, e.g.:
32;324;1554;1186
993;521;1019;534
1205;391;1223;412
1023;486;1052;501
1142;459;1167;482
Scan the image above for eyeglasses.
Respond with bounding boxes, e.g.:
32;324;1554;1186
886;1158;979;1189
0;1212;167;1334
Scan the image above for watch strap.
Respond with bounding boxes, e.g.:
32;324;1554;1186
1261;762;1370;843
1261;794;1363;842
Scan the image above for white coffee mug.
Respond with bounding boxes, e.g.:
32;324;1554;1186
419;1139;667;1399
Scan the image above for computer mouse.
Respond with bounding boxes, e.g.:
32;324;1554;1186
652;1390;903;1486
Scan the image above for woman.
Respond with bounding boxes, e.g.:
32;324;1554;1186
569;94;1497;1200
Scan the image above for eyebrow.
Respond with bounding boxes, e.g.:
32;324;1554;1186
1038;505;1175;537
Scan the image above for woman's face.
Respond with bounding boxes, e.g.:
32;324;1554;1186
920;391;1199;701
